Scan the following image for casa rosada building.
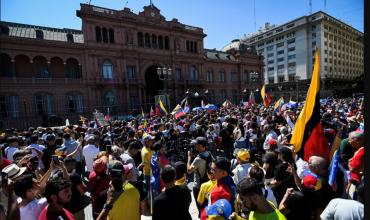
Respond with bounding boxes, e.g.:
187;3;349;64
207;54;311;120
0;3;263;129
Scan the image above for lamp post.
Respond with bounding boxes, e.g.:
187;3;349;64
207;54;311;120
242;88;247;102
295;76;301;102
157;66;172;109
204;89;209;103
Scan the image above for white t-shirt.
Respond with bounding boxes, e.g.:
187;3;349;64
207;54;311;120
5;146;18;162
17;197;48;220
320;198;364;220
232;163;252;184
82;144;99;172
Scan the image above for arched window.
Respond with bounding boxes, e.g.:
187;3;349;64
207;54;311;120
206;70;213;82
137;32;144;47
105;91;116;106
96;26;102;42
164;36;169;50
102;60;113;79
33;56;49;78
35;93;53;115
189;65;198;81
186;40;190;52
158;35;163;49
66;58;80;79
144;33;151;48
0;53;13;77
66;92;83;113
219;71;225;82
109;28;114;43
151;34;157;48
0;95;19;118
102;28;108;43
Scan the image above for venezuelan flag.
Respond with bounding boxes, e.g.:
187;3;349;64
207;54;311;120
159;98;168;115
260;85;272;108
273;97;284;113
290;48;329;161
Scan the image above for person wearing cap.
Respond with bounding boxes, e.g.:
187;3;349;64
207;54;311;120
82;135;99;175
141;134;155;198
232;149;252;184
262;124;278;152
230;177;287;220
4;136;20;162
205;198;232;220
187;136;213;215
206;157;236;219
152;165;192;220
95;160;140;220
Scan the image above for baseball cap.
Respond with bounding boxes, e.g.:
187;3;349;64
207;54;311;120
143;134;155;142
236;149;250;162
109;160;133;175
302;174;322;191
206;199;232;219
275;146;293;159
93;156;107;173
191;136;208;146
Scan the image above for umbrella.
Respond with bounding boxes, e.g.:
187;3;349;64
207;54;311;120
204;104;217;110
192;107;203;111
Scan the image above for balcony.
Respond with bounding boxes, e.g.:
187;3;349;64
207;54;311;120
0;77;84;85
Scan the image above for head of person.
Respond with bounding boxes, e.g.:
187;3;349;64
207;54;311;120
62;133;71;141
127;130;135;139
13;174;40;200
127;141;141;156
236;177;265;212
108;160;133;190
64;157;77;173
160;165;176;184
236;149;250;164
143;135;155;148
275;146;293;164
348;131;364;149
30;134;39;144
45;134;56;145
191;136;207;153
7;136;19;147
308;155;327;176
44;179;72;206
248;165;265;183
211;157;231;181
93;156;108;174
174;161;187;180
153;142;165;154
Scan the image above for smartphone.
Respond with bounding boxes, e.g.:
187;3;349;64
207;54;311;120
1;172;8;187
52;155;60;165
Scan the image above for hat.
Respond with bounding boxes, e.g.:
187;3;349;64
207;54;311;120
279;126;288;135
206;199;232;219
143;135;155;142
93;157;107;173
191;136;208;146
2;164;27;181
275;146;293;158
109;160;133;175
268;139;278;146
85;134;95;142
236;149;250;162
302;174;322;191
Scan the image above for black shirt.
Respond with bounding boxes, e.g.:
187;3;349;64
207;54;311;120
64;173;86;213
152;185;192;220
42;144;58;171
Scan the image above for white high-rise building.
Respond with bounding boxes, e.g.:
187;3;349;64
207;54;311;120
223;11;363;86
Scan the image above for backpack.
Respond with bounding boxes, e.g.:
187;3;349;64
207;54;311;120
234;137;247;149
197;151;213;185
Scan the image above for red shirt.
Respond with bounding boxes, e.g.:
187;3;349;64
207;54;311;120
0;158;11;171
200;181;232;220
88;171;110;209
38;205;74;220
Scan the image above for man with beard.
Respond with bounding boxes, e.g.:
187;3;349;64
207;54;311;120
230;177;286;220
38;179;73;220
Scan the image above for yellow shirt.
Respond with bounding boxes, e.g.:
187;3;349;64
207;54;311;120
141;146;153;176
108;182;140;220
197;179;217;206
249;201;287;220
175;176;187;187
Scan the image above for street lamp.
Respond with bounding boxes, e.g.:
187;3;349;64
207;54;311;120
295;76;301;102
157;66;172;109
242;89;247;102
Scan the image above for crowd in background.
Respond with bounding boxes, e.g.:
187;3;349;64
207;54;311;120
0;96;364;220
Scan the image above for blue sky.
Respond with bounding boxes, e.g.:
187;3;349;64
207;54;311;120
1;0;363;49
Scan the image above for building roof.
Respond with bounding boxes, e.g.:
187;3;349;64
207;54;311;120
0;21;84;43
204;49;237;61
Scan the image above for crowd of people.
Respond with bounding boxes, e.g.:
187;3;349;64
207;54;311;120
0;96;364;220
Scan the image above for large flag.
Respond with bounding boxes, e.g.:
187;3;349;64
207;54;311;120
290;48;330;161
274;97;284;113
174;107;186;119
260;85;272;108
183;100;190;113
159;99;168;115
171;104;181;115
150;106;156;117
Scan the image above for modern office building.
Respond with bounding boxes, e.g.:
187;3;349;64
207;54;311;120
222;11;363;99
0;3;263;129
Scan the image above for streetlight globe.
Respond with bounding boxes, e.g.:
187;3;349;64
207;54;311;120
194;92;199;97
